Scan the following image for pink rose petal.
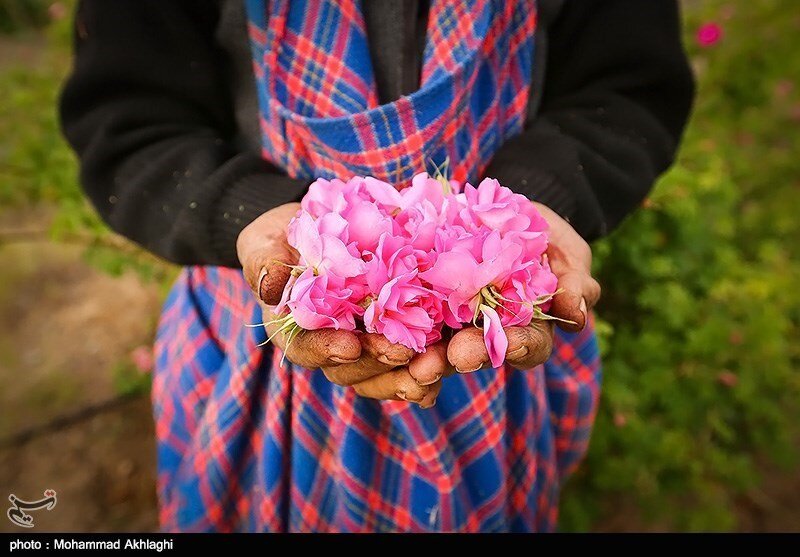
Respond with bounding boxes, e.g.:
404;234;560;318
481;306;508;369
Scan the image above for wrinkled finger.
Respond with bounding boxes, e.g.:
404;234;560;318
550;270;588;333
322;358;391;386
417;380;442;409
361;333;415;368
447;327;490;374
504;322;554;370
408;341;452;386
320;333;410;386
352;368;436;403
277;327;361;369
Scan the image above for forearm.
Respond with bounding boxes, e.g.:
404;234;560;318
59;0;306;266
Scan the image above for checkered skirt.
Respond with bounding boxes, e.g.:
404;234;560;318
153;0;601;532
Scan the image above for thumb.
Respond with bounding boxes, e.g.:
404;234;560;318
238;233;297;306
250;247;295;306
237;202;303;305
550;270;588;333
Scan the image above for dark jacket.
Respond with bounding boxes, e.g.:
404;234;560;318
59;0;695;267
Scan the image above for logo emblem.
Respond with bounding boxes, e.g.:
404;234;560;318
7;490;57;528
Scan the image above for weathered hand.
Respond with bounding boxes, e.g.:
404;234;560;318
446;201;601;373
536;202;602;332
237;203;449;407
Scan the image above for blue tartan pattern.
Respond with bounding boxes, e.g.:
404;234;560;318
153;0;602;532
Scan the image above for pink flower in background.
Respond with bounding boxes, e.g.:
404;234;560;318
717;371;739;388
130;345;154;374
48;2;67;21
697;23;723;48
774;80;794;100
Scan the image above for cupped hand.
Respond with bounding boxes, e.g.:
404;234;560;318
237;203;450;407
447;201;601;373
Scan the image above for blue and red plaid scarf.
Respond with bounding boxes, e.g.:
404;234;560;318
153;0;601;532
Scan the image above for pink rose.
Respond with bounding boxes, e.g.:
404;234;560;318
400;172;448;211
342;200;396;252
288;211;366;278
283;268;363;331
421;230;524;321
279;171;559;361
300;178;349;217
461;178;536;231
363;272;437;352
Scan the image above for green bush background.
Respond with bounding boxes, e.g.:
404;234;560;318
1;0;798;531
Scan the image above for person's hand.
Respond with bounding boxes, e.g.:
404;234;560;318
447;201;601;373
237;203;449;407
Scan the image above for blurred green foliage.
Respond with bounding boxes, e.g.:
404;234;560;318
112;361;152;398
561;0;800;531
0;0;797;531
0;3;173;285
0;0;51;34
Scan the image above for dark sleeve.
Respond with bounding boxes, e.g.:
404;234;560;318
485;0;695;240
59;0;307;267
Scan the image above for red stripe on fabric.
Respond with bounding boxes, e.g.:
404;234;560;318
247;21;267;45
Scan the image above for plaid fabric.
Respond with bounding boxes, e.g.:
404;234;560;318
153;0;602;532
250;0;536;184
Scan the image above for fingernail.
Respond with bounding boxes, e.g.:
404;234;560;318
257;267;269;303
506;346;529;360
579;297;588;324
395;390;408;401
456;362;487;374
378;354;410;367
419;399;437;410
329;356;359;364
415;373;442;386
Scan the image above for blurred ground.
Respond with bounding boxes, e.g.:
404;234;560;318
0;398;157;533
0;207;160;533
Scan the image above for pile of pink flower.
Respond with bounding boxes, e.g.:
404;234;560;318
272;172;559;368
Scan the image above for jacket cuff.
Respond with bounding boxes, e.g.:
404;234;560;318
209;172;308;267
484;123;606;240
